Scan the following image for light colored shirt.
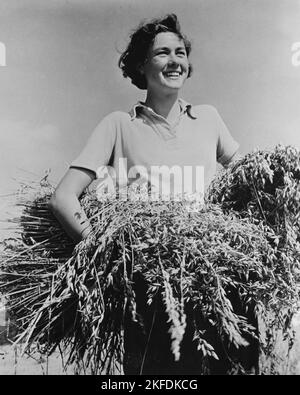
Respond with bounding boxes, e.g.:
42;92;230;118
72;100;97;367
70;99;239;197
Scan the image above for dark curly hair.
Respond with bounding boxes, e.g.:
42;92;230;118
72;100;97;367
118;14;193;90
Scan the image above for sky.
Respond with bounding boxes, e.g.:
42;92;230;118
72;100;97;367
0;0;300;237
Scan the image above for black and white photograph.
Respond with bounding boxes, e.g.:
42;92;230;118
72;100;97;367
0;0;300;377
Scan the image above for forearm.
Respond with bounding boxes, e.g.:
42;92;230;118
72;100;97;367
49;193;93;243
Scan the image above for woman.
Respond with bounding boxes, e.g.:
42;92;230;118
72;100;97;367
49;13;239;242
49;14;242;374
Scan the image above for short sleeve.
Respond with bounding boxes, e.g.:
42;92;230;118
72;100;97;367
214;108;239;166
70;113;117;178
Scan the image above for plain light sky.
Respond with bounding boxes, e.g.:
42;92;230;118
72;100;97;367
0;0;300;236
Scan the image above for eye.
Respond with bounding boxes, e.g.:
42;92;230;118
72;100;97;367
156;51;168;56
177;51;187;57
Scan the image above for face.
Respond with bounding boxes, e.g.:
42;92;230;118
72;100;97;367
141;32;189;94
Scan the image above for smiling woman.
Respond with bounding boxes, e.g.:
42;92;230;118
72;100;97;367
48;13;241;374
138;32;190;115
118;14;193;91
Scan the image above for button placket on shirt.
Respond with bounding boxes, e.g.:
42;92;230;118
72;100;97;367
152;110;181;147
135;103;186;150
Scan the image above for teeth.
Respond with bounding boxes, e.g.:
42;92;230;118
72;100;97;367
165;72;180;77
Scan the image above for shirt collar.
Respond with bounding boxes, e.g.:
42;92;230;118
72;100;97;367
128;98;197;120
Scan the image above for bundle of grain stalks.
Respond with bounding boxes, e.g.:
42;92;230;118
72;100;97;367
207;145;300;245
0;145;299;375
207;144;300;373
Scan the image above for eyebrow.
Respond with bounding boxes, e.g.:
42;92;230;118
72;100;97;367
153;46;186;52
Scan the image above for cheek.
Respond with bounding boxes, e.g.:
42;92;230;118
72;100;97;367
182;58;190;70
145;62;164;79
153;65;164;75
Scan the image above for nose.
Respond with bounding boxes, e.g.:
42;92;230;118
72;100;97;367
168;59;178;66
167;55;179;67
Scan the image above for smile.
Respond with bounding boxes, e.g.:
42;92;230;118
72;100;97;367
163;71;182;78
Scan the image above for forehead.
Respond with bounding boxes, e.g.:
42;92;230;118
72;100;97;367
151;32;185;49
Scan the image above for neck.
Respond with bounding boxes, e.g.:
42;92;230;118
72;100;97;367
144;91;180;122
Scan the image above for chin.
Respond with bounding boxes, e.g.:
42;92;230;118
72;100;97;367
165;82;184;90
